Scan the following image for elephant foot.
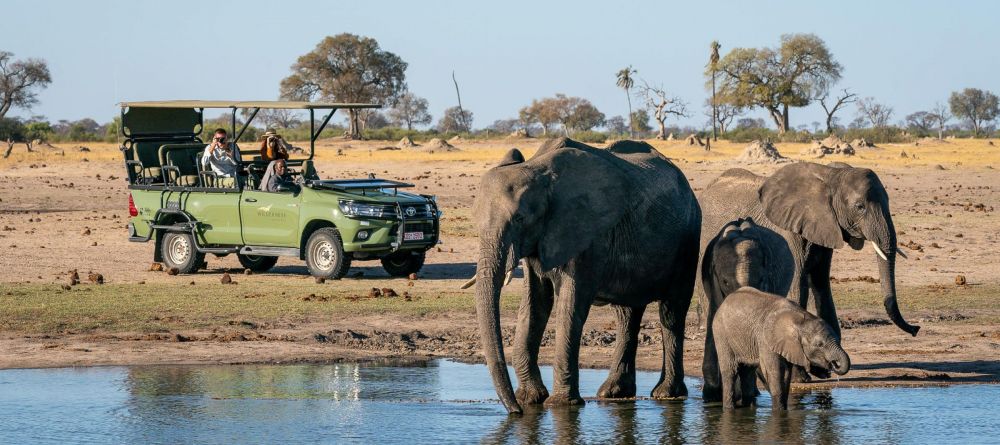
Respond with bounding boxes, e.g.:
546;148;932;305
515;382;549;405
651;379;687;400
596;374;636;399
702;384;722;403
543;391;585;407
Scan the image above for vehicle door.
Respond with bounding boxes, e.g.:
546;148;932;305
240;188;301;247
180;189;243;245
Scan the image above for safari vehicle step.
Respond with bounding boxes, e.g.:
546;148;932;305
239;246;300;257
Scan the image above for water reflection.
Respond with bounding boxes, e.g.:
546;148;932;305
0;361;996;444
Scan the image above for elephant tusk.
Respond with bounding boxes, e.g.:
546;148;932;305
460;276;477;289
897;248;909;260
459;268;514;289
871;241;888;261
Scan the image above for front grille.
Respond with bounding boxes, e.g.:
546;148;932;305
396;204;435;219
401;221;437;243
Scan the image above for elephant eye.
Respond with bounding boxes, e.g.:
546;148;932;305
855;202;865;211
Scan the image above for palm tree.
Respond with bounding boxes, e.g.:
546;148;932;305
709;41;721;141
616;66;637;138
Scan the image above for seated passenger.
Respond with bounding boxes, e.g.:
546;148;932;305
201;128;239;178
260;159;296;192
259;129;290;163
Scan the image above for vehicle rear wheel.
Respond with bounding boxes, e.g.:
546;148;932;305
381;251;426;277
237;254;278;272
161;231;205;274
305;228;351;280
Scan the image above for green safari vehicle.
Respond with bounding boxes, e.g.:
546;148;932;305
121;100;441;279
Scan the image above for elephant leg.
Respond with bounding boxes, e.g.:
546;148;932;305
544;269;595;407
718;346;738;410
513;264;554;405
807;245;841;341
651;249;697;399
597;304;646;398
762;355;790;411
737;365;758;408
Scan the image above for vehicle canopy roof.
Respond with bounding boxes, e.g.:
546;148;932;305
119;100;381;158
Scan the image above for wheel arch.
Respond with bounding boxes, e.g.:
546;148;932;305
152;212;195;263
300;219;338;260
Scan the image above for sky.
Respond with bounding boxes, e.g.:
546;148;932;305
3;0;998;130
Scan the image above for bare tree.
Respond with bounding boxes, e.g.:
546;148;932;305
818;89;857;133
703;98;743;134
0;52;52;120
260;109;302;129
930;102;951;139
638;80;688;140
708;41;721;141
856;97;894;128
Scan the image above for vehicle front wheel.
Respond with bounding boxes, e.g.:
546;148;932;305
237;254;278;273
381;251;426;277
305;228;351;280
161;231;205;274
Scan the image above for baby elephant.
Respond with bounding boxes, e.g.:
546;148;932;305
713;288;850;410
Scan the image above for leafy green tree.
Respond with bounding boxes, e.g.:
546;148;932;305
905;111;937;136
0;52;51;119
23;120;53;150
630;109;651;134
949;88;999;137
280;34;407;139
437;106;473;133
714;34;842;133
616;66;637;138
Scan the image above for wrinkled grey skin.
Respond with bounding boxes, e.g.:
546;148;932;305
698;162;920;343
701;217;794;401
714;288;850;410
471;138;701;414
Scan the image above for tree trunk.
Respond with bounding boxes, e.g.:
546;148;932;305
656;118;667;140
625;89;633;139
347;110;362;140
781;104;790;134
25;141;33;152
825;112;835;134
3;140;14;159
711;71;718;141
767;107;785;133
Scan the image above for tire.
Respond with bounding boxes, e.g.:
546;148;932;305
161;231;205;274
305;228;351;279
381;250;426;277
237;254;278;272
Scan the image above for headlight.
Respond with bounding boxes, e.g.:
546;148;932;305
425;204;433;215
339;200;387;218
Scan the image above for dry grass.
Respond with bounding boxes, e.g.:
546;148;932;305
5;137;998;169
1;281;993;334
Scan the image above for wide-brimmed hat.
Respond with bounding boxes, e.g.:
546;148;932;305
260;129;283;140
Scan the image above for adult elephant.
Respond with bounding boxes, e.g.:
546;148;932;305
698;162;920;346
463;137;701;414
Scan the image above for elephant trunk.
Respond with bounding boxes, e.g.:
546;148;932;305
474;235;522;414
828;343;851;375
871;220;920;336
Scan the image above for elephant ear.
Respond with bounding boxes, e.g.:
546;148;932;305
538;149;629;271
759;163;845;249
497;148;525;167
769;310;810;368
700;234;726;319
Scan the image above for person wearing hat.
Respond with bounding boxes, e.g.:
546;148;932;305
259;129;291;163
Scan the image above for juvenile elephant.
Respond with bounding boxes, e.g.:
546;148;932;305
463;137;701;414
713;288;850;410
699;162;920;343
701;217;794;401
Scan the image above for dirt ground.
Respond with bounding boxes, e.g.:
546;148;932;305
1;137;998;392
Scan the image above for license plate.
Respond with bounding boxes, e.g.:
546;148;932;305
403;232;424;241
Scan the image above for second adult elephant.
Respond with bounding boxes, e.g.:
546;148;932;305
463;137;701;414
699;162;920;343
